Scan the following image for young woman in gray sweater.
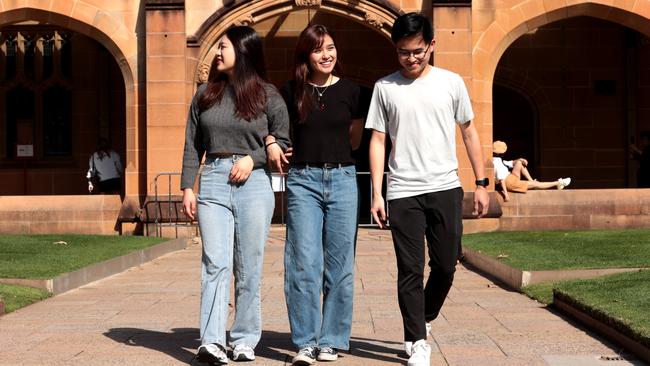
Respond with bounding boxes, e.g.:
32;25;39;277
181;26;290;365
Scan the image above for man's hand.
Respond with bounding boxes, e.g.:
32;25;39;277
182;188;197;220
473;186;490;217
370;195;388;229
229;156;254;183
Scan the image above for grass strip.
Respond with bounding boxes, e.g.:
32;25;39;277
0;235;166;279
522;282;556;305
553;270;650;348
462;229;650;271
0;283;51;313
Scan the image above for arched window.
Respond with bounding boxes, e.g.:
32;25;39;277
1;27;74;159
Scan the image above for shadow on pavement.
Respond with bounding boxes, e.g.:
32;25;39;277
103;328;293;364
104;328;404;364
350;336;405;362
104;327;198;364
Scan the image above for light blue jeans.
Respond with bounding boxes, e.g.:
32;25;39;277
197;156;274;349
284;164;358;350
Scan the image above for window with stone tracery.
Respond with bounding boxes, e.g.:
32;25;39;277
1;26;72;158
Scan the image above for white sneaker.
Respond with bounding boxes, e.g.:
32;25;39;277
404;323;432;356
317;346;338;361
558;177;572;190
232;344;255;361
197;343;228;365
407;339;431;366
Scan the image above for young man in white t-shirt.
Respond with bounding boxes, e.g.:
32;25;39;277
365;12;490;366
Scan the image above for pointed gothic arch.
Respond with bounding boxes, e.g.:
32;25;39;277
0;6;141;195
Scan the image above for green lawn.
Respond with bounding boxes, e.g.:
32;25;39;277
554;270;650;347
465;229;650;348
462;229;650;271
0;235;166;279
0;283;50;313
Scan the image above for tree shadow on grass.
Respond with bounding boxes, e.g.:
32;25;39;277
104;328;405;364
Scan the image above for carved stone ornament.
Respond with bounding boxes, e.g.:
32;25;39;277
198;62;210;84
364;13;384;29
234;15;254;26
295;0;322;6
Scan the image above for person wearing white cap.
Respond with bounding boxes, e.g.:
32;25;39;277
492;140;571;201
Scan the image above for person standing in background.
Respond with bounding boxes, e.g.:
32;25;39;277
87;138;122;194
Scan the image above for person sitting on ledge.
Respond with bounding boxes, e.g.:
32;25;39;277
492;140;571;202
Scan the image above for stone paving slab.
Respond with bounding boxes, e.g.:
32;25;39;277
0;228;645;365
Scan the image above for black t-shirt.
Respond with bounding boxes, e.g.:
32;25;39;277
280;78;362;164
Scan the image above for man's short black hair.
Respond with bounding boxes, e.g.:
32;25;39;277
391;12;434;44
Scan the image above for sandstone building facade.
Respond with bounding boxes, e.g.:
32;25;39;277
1;0;650;233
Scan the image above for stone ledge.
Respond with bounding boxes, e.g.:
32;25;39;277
554;294;650;364
462;247;646;289
0;238;189;295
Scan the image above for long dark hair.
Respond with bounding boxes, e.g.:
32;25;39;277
198;26;268;120
293;24;343;121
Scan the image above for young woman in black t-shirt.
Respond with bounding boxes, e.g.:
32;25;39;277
277;24;363;365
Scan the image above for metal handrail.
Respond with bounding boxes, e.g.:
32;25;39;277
151;172;198;237
148;171;389;234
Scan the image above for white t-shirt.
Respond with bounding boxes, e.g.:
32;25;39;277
365;67;475;201
493;157;513;181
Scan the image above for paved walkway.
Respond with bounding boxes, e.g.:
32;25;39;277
0;228;644;366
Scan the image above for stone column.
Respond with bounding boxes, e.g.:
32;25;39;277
145;0;187;195
433;4;493;188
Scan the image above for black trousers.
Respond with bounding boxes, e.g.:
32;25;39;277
388;187;463;342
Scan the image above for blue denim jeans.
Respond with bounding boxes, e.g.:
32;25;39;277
197;156;274;349
284;164;358;350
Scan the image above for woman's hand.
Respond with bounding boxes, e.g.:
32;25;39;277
267;143;289;174
230;155;254;183
182;188;197;220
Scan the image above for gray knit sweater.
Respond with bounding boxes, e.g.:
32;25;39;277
181;83;290;190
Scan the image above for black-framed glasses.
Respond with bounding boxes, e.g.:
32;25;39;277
396;43;431;60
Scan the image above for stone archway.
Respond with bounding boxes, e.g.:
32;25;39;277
472;1;650;135
473;1;650;188
0;6;141;196
188;0;401;84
